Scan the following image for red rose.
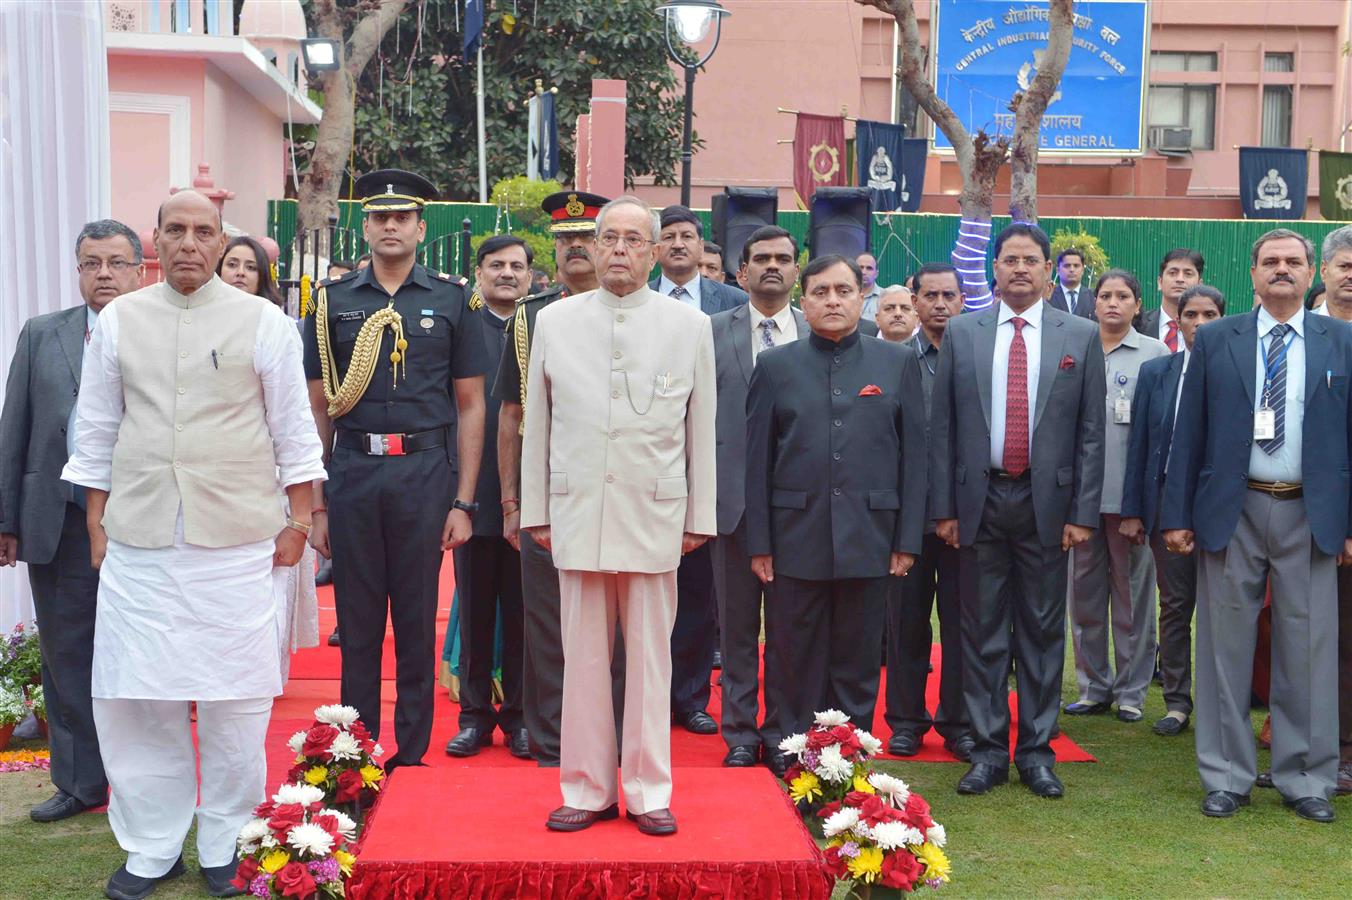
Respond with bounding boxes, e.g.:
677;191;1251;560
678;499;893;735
231;857;261;890
805;729;834;751
859;794;905;826
335;768;364;802
349;720;370;741
253;800;275;819
274;861;317;899
828;724;859;750
302;724;340;758
815;800;841;819
782;764;804;784
312;812;341;838
286;764;307;784
822;846;849;879
267;802;306;838
881;850;924;890
903;792;933;831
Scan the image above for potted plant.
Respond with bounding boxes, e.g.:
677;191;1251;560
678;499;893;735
0;681;28;751
26;683;46;740
1;621;42;686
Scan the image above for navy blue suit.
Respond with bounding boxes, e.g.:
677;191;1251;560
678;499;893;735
649;275;747;315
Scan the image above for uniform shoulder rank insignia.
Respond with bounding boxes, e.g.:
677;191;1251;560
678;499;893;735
468;290;484;311
436;271;469;287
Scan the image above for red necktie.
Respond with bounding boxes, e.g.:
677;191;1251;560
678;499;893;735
1002;317;1029;476
1164;320;1178;353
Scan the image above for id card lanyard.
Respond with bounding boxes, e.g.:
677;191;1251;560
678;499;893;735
1255;330;1294;441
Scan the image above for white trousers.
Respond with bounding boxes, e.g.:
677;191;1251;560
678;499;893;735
559;569;677;815
93;697;273;877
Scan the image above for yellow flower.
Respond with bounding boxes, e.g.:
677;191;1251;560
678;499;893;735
335;849;357;876
788;771;823;804
260;850;290;874
360;764;384;789
852;773;876;794
915;841;951;883
846;846;884;883
304;766;329;786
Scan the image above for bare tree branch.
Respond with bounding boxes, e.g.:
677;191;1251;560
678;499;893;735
1008;0;1074;223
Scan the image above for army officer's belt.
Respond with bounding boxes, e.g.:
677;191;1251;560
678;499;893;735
1246;479;1302;500
336;427;447;457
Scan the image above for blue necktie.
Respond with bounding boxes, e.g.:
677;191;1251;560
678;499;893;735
1258;323;1290;455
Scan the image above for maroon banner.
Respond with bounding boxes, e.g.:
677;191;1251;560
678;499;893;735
793;113;847;209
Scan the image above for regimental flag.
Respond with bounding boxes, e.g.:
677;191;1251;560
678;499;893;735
856;120;927;213
793;113;847;209
463;0;483;56
527;93;559;181
1318;150;1352;221
1238;146;1307;220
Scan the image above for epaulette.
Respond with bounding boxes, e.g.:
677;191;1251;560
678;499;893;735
516;284;564;307
436;271;469;287
318;269;358;288
468;289;483;311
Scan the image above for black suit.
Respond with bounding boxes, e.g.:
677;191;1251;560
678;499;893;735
746;329;928;737
1051;284;1095;319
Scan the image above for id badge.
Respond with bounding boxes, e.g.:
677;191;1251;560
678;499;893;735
1254;407;1276;441
1114;395;1131;424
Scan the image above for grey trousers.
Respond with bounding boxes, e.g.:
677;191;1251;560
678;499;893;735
1150;529;1198;715
710;521;780;752
1195;490;1340;800
1069;513;1158;710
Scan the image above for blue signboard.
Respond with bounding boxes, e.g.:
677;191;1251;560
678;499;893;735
931;0;1150;155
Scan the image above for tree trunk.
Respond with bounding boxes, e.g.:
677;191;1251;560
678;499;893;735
297;0;409;236
1007;0;1074;224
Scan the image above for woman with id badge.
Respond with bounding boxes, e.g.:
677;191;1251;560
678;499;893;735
1066;271;1170;723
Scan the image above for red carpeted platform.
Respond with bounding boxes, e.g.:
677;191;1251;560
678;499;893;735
344;766;833;900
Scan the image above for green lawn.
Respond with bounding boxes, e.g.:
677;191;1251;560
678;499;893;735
2;636;1349;900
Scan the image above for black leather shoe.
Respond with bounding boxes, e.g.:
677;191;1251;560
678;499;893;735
30;789;87;823
887;730;921;757
1116;706;1144;723
723;744;758;767
327;628;340;647
1284;796;1336;823
201;856;243;897
1064;700;1111;716
1256;770;1275;789
1153;713;1189;736
1201;790;1250;817
507;728;532;759
105;856;185;900
316;557;333;585
943;735;975;762
675;709;718;735
1019;765;1064;798
956;763;1008;795
445;727;493;757
711;649;722;669
766;751;791;779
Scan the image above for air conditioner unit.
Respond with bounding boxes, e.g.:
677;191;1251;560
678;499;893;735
1151;126;1193;154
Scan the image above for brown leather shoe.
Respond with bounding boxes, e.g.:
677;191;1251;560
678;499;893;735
1337;762;1352;796
546;803;618;832
626;807;678;836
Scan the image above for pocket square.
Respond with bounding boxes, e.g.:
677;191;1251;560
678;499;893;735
859;384;883;396
1059;355;1076;370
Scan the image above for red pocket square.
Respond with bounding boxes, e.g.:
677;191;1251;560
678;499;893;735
1059;355;1076;370
859;384;883;397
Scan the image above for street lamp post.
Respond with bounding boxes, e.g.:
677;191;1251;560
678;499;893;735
656;1;730;208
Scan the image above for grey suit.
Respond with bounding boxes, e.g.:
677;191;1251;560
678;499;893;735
0;305;107;806
708;303;806;752
930;303;1106;770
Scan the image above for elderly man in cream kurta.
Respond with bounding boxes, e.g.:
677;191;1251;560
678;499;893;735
522;197;716;837
62;192;325;900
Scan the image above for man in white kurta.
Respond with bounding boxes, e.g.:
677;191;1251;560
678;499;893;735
522;197;716;836
61;191;325;899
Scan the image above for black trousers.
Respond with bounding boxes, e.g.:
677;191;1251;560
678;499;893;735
710;521;780;752
960;478;1067;771
27;502;107;806
1150;529;1197;715
452;535;523;732
885;532;967;742
670;542;716;715
768;574;888;740
329;445;450;767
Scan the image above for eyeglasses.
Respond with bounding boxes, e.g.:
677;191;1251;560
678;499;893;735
597;233;653;250
78;259;136;273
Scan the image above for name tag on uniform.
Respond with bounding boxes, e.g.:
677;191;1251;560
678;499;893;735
337;310;366;322
1114;394;1131;424
1254;407;1276;440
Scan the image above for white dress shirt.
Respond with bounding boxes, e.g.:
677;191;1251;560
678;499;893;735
1248;306;1305;484
657;272;704;312
989;299;1043;470
1061;284;1081;311
65;305;98;462
748;302;798;362
1158;306;1178;348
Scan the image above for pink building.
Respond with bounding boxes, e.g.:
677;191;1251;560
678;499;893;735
103;0;319;237
632;0;1352;219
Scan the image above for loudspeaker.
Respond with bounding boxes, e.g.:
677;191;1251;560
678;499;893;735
712;187;778;277
808;187;871;259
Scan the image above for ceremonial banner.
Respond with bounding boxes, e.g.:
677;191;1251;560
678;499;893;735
1318;150;1352;221
463;0;483;55
793;113;847;209
1239;146;1307;220
527;92;559;181
856;121;927;212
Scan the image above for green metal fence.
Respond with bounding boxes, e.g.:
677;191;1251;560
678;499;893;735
268;199;1343;311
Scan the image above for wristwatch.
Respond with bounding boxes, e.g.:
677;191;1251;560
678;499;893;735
452;499;479;515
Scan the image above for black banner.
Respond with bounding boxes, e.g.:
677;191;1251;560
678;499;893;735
856;120;926;213
1239;146;1307;220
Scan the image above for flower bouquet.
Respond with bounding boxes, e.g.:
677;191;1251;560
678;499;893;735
233;783;358;898
283;704;384;817
778;709;884;813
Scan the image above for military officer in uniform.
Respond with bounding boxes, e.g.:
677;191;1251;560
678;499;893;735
305;169;489;770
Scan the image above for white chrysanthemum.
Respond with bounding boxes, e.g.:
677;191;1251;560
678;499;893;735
813;709;850;728
870;821;924;851
327;809;358;841
236;817;270;853
313;704;360;728
287;822;335;857
822;806;860;838
259;833;279;850
371;743;385;759
813;744;854;783
777;733;808;757
854;728;883;757
328;731;362;761
866;771;911;807
273;783;325;807
925;823;947;848
287;731;308;754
